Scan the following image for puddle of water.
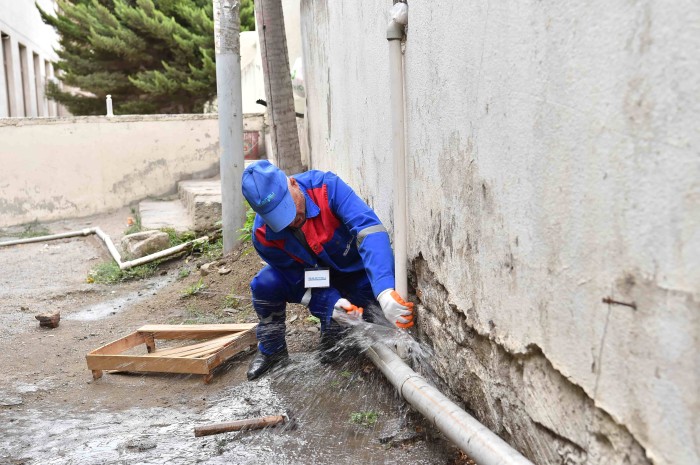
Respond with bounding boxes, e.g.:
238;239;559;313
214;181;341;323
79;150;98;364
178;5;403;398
65;277;174;321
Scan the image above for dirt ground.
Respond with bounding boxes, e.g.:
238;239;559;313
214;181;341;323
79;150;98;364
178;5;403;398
0;209;470;465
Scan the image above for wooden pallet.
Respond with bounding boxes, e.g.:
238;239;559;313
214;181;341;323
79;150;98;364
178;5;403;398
86;324;257;383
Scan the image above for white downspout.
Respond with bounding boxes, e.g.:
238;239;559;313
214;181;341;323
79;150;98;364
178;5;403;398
378;4;534;464
388;2;408;299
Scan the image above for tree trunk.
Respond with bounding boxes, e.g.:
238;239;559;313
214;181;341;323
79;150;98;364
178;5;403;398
254;0;304;175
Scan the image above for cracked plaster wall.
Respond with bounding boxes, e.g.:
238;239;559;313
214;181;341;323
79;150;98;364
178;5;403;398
300;1;700;464
0;114;221;227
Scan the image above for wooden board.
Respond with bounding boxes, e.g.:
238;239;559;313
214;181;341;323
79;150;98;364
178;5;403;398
86;323;257;383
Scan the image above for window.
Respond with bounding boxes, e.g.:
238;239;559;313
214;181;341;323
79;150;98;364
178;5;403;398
2;32;13;116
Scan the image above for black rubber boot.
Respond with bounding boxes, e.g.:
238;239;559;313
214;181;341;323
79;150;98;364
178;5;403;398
246;349;289;380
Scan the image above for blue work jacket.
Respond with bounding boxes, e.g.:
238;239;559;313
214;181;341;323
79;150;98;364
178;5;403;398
252;170;395;299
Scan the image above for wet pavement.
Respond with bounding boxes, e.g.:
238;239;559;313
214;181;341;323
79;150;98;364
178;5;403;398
1;353;456;464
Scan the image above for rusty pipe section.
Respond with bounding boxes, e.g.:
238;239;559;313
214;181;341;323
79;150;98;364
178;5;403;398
366;342;533;465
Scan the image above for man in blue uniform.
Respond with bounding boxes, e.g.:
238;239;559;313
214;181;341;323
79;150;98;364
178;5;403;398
241;160;414;380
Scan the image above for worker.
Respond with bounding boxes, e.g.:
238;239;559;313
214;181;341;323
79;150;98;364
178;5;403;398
241;160;414;380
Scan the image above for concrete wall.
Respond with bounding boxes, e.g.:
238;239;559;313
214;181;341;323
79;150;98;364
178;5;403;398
300;1;699;464
0;114;226;227
0;0;62;117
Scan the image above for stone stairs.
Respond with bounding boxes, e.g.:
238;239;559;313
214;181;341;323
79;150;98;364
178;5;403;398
139;178;222;233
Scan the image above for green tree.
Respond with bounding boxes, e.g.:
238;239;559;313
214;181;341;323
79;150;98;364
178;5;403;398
38;0;255;115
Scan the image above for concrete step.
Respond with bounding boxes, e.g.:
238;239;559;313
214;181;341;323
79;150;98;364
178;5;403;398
178;179;222;232
139;199;193;232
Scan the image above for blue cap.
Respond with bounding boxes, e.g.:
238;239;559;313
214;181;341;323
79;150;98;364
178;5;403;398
241;160;295;232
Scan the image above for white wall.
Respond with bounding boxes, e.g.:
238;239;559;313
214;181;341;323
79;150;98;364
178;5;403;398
0;0;60;117
0;114;222;227
300;1;699;464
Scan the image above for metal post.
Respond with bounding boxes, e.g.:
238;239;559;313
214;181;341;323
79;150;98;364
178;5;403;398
214;0;246;253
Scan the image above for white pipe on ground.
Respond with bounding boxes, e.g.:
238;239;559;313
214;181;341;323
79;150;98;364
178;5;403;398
0;228;96;247
367;342;533;465
0;227;206;271
119;236;208;270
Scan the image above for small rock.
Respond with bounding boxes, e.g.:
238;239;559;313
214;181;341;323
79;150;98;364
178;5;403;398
288;315;298;323
120;230;170;259
217;267;232;275
124;438;157;452
0;395;23;406
200;263;213;276
306;326;319;333
35;311;60;329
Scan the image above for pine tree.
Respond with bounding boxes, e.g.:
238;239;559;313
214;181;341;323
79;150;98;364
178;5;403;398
38;0;255;115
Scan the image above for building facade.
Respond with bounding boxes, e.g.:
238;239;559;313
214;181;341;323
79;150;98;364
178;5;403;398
0;0;64;117
299;1;699;464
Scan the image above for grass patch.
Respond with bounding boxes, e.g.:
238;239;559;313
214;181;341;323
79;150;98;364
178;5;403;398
306;315;321;325
340;370;353;378
87;260;157;284
223;291;241;309
177;267;191;280
160;227;196;247
18;220;50;238
181;278;206;297
193;235;224;261
350;411;379;427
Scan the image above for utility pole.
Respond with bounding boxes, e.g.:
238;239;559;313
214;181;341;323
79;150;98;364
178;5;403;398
213;0;245;253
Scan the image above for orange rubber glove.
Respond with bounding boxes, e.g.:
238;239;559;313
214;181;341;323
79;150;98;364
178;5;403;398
332;298;364;325
377;289;414;329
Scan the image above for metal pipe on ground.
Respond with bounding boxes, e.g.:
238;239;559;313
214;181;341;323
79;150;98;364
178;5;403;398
366;342;533;465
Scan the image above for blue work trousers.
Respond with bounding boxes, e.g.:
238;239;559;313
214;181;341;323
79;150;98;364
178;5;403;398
250;266;377;355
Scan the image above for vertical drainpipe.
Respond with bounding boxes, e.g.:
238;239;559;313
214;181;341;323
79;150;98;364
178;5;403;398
388;2;409;300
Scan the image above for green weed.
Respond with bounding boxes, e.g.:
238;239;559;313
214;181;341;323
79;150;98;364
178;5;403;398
177;268;191;280
350;411;378;427
223;292;240;309
88;260;157;284
181;278;206;297
160;227;196;247
306;315;321;325
193;236;224;260
238;202;256;242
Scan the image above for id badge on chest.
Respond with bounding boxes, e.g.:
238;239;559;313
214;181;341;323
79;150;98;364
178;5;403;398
304;267;330;288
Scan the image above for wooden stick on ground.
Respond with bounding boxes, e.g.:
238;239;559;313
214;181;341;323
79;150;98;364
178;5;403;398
194;415;286;437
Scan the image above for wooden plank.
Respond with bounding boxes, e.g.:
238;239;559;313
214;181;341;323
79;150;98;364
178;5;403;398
86;354;209;375
151;335;237;358
86;324;258;382
89;332;146;355
177;332;251;359
146;335;234;357
205;330;257;369
137;324;256;340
